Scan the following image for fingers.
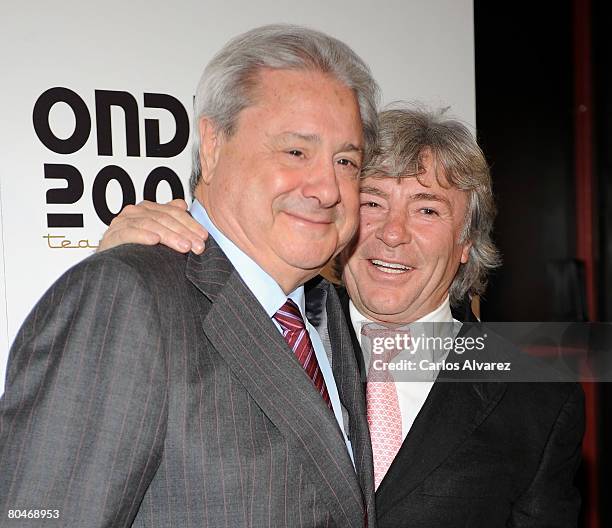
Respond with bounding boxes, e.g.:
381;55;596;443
97;200;209;254
167;198;189;210
131;201;208;245
98;226;162;252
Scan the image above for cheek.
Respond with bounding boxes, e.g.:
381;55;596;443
344;258;367;294
275;164;312;188
354;223;377;251
271;170;314;210
414;226;454;256
339;178;360;206
357;210;382;238
252;167;299;204
216;158;254;198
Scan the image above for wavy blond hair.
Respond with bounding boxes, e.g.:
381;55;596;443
339;104;501;304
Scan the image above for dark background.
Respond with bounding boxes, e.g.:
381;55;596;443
474;1;610;526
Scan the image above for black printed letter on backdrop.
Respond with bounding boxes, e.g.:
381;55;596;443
144;93;190;157
33;87;91;154
44;164;85;227
95;90;140;157
143;167;185;202
92;165;136;225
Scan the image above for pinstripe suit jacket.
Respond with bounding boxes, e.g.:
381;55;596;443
0;240;375;527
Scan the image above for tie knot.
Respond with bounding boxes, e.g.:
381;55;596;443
361;323;411;362
273;299;306;332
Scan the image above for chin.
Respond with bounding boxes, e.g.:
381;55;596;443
363;292;412;316
282;241;338;269
282;252;332;272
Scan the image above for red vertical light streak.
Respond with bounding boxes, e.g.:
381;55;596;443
573;0;598;527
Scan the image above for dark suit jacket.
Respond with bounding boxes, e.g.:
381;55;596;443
0;241;375;527
335;287;584;528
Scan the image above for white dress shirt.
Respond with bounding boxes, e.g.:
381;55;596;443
349;297;458;440
190;200;354;465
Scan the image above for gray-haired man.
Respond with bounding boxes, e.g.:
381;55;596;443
339;108;584;527
0;25;378;527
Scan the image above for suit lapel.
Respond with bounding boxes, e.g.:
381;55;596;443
186;241;365;527
376;377;506;516
335;290;507;519
336;285;365;374
316;280;376;526
375;322;508;518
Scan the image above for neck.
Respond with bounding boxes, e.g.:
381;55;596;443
351;296;451;325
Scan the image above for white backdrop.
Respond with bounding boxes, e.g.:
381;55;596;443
0;0;476;393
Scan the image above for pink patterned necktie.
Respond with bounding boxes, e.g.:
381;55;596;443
273;299;331;409
362;324;405;489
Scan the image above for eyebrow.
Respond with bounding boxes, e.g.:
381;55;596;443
276;132;363;154
410;192;452;208
359;187;453;208
360;185;389;198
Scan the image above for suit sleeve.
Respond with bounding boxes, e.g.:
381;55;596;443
508;384;585;528
0;254;168;527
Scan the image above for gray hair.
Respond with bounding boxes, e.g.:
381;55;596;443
361;104;501;304
189;24;380;194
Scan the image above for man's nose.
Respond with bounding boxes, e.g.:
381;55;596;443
302;159;341;208
376;211;411;247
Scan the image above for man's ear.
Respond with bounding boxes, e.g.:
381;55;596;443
199;117;223;184
460;241;472;264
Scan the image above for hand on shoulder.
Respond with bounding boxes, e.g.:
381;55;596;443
97;199;208;254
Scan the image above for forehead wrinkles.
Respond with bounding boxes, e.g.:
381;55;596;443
248;70;362;141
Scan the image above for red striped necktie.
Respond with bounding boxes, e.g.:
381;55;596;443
273;299;331;409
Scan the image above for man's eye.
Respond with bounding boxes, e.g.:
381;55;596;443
421;207;438;216
361;201;380;208
287;149;304;157
337;158;358;168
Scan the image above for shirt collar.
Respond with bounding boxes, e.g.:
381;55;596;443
190;200;305;317
349;295;454;340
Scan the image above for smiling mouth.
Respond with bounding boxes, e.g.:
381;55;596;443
285;211;333;225
370;259;413;274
